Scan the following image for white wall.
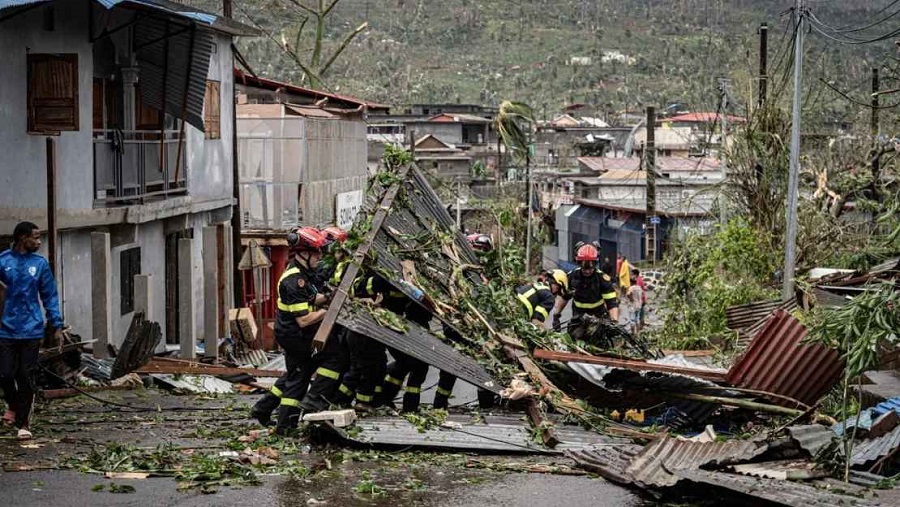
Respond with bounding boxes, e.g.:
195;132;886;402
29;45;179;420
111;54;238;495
0;0;94;216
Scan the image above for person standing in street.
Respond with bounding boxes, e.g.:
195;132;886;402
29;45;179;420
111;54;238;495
0;222;64;441
618;256;632;298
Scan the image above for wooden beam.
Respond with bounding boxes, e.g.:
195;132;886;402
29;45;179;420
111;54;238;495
533;349;729;383
311;164;412;351
135;359;282;378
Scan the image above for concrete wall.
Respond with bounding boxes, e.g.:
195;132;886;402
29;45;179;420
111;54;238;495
186;34;235;201
0;0;94;216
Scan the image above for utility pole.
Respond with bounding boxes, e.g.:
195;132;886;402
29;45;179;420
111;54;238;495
225;0;243;307
718;78;729;179
645;106;657;263
871;67;880;211
525;148;533;275
758;23;768;108
456;180;462;230
782;0;804;301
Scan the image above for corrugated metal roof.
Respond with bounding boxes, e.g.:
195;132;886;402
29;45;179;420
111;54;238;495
787;425;838;457
869;257;900;277
726;311;844;407
871;397;900;419
677;469;880;507
730;460;826;480
134;16;213;131
623;436;768;487
726;299;786;330
850;424;900;467
566;444;644;485
324;414;623;454
337;306;499;393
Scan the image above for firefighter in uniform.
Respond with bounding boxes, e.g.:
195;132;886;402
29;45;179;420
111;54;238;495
560;244;619;323
294;227;355;415
433;233;495;410
378;296;432;413
517;269;568;326
250;227;329;433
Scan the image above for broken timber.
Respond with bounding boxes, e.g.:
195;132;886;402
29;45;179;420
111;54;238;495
312;164;412;351
533;349;729;383
135;358;283;377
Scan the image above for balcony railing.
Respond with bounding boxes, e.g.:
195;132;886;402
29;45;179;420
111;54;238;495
93;129;187;205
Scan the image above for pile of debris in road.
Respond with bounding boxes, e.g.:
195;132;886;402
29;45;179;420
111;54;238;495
24;164;900;505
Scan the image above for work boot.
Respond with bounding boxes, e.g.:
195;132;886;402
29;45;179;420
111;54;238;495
402;392;421;413
432;394;450;410
477;389;498;409
274;406;304;436
354;402;375;415
250;406;274;427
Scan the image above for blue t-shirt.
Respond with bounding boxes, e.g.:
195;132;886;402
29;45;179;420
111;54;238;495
0;249;63;339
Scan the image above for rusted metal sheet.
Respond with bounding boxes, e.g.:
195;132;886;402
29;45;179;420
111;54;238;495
677;469;880;507
624;436;768;487
731;299;799;349
726;311;844;407
534;349;728;383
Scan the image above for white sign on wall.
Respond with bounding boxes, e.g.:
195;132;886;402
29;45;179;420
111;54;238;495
335;190;364;230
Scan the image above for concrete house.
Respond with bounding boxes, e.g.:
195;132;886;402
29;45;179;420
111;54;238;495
0;0;255;357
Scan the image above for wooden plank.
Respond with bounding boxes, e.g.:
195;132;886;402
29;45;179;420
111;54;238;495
532;349;729;383
311;165;412;351
135;360;282;378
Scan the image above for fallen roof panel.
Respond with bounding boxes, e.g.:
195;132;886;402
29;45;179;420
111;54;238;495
624;436;768;487
787;424;838;457
726;311;844;407
336;305;500;393
850;424;900;468
726;299;786;330
566;445;644;485
324;414;623;454
677;469;880;507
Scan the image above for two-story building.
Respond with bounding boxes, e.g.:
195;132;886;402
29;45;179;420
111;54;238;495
0;0;255;358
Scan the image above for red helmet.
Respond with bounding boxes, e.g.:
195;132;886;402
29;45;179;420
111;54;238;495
467;233;493;252
321;226;348;244
287;227;327;253
575;244;599;262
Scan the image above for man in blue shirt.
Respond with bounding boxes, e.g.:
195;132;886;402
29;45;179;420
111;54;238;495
0;222;64;440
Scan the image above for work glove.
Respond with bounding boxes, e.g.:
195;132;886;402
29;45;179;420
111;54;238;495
552;314;562;331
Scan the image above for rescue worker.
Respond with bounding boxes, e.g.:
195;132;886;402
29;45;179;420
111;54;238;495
320;226;350;288
249;227;329;433
517;269;567;327
559;244;619;326
293;227;357;415
0;222;65;441
375;283;433;413
433;233;496;410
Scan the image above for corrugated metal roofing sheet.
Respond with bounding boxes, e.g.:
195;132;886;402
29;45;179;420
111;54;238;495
325;414;623;454
850;425;900;467
134;16;213;131
787;425;838;457
677;469;880;507
726;311;844;407
337;305;500;393
726;298;790;330
872;397;900;419
623;436;768;487
730;459;826;480
566;444;644;485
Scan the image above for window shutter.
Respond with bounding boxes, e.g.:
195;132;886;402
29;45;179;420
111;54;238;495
204;80;220;139
27;54;79;133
